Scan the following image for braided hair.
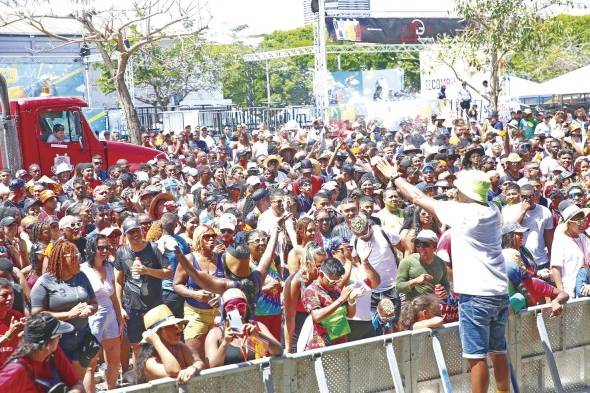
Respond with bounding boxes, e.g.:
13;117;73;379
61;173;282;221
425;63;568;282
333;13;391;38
28;222;48;270
46;239;79;281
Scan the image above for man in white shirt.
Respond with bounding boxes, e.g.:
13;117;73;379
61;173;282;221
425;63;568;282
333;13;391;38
534;114;552;135
200;127;216;150
350;214;405;321
257;189;297;266
375;160;510;393
502;184;554;269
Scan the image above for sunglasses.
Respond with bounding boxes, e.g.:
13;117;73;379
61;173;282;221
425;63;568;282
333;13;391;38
224;302;248;314
203;234;216;240
322;273;342;286
248;238;268;245
415;241;431;248
221;229;234;234
571;219;586;226
96;245;109;251
93;161;103;165
64;222;82;229
569;192;584;198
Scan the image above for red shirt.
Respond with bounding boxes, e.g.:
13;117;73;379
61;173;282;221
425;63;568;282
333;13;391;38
0;309;23;365
292;175;323;197
0;346;79;393
522;277;556;306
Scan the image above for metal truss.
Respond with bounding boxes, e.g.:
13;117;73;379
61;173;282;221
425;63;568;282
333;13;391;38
243;43;427;62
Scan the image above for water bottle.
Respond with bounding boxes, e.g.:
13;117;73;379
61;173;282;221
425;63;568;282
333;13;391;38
132;257;141;281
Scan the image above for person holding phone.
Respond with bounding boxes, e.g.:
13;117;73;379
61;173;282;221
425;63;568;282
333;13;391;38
204;288;282;368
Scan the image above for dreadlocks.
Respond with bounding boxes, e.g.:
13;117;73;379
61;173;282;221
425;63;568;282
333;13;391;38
29;222;45;244
46;239;79;281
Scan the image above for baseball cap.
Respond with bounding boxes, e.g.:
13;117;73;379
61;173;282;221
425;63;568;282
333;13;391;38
300;159;313;174
8;179;24;192
218;213;237;231
415;229;438;243
58;215;80;230
122;217;141;233
501;222;528;235
0;216;16;227
24;313;73;345
246;176;261;187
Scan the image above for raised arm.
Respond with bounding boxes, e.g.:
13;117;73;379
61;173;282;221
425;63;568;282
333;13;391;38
173;249;235;294
375;160;437;218
256;223;281;278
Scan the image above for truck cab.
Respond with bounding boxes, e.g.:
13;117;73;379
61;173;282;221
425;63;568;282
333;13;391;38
0;93;164;175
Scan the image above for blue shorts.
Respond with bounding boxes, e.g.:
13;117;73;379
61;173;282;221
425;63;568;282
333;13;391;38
458;294;509;359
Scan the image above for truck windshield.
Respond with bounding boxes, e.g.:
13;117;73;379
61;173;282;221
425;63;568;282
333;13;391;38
40;111;81;143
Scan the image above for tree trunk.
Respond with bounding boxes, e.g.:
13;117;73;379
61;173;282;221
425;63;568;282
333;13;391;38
115;56;141;145
116;76;142;144
490;51;500;113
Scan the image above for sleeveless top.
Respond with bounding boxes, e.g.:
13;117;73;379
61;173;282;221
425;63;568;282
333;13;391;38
217;328;256;365
186;253;225;309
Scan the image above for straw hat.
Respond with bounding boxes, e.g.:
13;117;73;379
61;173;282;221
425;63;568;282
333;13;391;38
143;305;188;336
263;155;283;168
148;192;175;220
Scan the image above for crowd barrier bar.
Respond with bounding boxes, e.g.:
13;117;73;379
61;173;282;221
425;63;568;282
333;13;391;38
110;297;590;393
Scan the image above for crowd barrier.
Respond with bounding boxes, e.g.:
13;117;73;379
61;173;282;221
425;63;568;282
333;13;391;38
111;298;590;393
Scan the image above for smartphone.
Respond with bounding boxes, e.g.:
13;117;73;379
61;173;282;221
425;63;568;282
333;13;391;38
227;309;244;334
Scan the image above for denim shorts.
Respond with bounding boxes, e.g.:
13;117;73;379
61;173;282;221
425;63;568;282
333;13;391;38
458;294;509;359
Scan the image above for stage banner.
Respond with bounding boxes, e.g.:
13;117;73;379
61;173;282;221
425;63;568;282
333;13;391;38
326;17;465;44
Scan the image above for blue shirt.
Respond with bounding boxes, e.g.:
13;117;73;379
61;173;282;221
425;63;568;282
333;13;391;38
160;234;190;292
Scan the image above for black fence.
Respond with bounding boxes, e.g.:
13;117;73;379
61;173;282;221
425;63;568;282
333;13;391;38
183;106;316;134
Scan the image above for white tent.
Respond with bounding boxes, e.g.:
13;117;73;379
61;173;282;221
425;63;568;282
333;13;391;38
503;75;542;98
526;64;590;96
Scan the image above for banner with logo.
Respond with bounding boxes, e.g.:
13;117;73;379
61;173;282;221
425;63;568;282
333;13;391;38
0;63;85;99
325;17;465;44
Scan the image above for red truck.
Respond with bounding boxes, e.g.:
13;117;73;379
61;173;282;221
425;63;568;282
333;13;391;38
0;75;163;175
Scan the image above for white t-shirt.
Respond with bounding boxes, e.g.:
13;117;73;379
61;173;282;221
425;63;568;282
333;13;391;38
502;203;553;267
352;226;401;293
202;135;216;149
347;265;372;321
539;156;558;175
434;201;508;296
252;141;269;158
550;232;590;298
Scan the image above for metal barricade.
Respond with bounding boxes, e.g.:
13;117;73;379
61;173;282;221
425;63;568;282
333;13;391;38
110;298;590;393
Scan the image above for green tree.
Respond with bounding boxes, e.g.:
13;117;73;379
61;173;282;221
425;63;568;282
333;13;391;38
509;14;590;82
435;0;565;111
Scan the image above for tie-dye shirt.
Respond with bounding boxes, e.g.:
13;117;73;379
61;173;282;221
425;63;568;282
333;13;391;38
254;263;282;317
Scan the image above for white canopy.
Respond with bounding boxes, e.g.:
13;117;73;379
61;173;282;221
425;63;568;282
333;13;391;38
525;64;590;96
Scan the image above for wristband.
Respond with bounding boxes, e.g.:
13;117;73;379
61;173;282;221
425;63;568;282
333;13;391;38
347;299;357;306
390;173;401;182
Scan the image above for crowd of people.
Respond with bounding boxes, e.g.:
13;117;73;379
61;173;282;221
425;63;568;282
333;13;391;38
0;105;588;392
